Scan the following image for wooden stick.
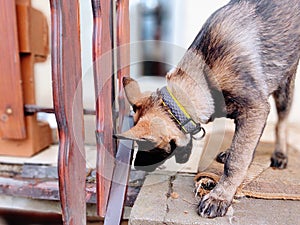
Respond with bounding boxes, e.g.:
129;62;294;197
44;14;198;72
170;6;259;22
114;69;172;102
49;1;86;224
91;0;115;217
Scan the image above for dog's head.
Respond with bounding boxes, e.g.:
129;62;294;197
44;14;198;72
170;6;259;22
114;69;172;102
115;77;193;172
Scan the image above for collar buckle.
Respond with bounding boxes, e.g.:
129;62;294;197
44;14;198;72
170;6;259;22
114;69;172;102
181;119;206;139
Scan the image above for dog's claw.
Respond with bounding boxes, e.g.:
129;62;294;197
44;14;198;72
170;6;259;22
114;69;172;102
197;195;230;218
270;152;288;169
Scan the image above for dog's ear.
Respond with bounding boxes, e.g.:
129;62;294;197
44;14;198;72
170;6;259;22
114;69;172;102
122;77;143;105
122;77;152;106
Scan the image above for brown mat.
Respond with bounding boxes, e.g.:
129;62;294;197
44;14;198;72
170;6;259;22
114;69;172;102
195;131;300;200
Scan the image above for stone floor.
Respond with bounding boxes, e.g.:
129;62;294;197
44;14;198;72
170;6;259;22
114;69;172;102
129;173;300;225
129;124;300;225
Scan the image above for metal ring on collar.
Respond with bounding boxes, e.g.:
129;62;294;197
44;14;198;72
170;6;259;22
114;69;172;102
192;126;206;140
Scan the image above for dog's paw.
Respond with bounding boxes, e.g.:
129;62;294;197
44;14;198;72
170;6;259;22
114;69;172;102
216;151;227;164
197;194;230;218
270;152;288;169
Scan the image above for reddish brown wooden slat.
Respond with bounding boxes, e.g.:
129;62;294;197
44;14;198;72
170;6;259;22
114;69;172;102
117;0;130;130
0;0;26;139
91;0;115;217
104;2;132;224
0;167;144;206
49;1;86;225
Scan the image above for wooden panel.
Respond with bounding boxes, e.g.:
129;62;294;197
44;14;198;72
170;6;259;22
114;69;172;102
16;0;49;103
49;1;86;225
16;2;49;60
20;54;35;105
0;166;144;206
92;0;115;218
0;0;26;139
0;7;52;156
117;0;130;130
0;115;52;157
15;0;31;6
0;2;51;157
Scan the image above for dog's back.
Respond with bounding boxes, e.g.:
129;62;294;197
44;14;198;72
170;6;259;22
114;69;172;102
189;0;300;96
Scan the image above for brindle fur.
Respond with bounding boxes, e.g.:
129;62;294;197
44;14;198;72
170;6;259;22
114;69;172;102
116;0;300;218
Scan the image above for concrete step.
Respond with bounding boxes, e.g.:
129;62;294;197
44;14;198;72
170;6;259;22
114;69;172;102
129;173;300;225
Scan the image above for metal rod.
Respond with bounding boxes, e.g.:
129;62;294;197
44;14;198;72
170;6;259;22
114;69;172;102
24;104;96;115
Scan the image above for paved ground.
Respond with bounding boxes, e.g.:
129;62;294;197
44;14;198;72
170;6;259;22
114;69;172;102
129;173;300;225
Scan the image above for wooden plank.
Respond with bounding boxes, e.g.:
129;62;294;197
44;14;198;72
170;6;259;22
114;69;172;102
91;0;115;217
16;1;49;61
0;4;52;156
28;7;49;60
0;166;145;206
0;0;26;139
117;0;130;130
0;115;52;157
49;1;86;225
104;2;132;223
15;0;31;6
0;0;51;157
0;177;60;201
20;54;36;105
0;49;52;157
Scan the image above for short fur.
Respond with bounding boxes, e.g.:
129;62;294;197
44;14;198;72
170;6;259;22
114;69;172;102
116;0;300;218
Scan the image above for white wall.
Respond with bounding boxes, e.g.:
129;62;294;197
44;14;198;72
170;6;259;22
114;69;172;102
31;0;299;126
31;1;52;107
32;0;95;110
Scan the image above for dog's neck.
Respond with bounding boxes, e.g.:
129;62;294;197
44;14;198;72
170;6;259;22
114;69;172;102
166;50;215;124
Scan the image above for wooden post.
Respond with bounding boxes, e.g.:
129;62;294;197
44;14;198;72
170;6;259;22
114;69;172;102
104;1;132;224
0;0;26;140
91;0;115;218
0;0;52;157
117;0;130;130
49;1;86;224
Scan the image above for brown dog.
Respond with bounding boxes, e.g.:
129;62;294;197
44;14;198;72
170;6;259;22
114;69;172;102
115;0;300;218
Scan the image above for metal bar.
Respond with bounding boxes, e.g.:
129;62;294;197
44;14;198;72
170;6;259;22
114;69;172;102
49;1;86;224
24;104;96;115
24;105;55;114
91;0;115;217
104;116;134;225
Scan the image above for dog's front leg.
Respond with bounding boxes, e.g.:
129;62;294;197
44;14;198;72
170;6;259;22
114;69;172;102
198;103;270;218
